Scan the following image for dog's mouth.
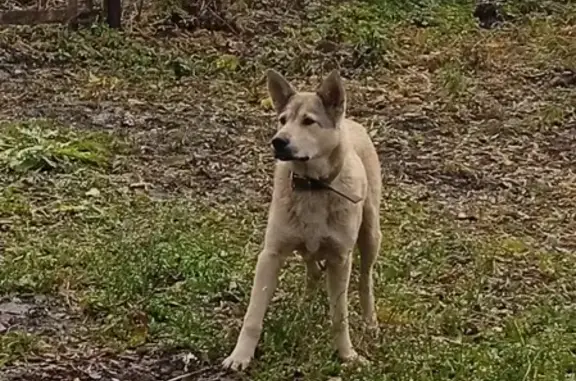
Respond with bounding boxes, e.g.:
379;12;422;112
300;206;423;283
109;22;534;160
274;152;310;162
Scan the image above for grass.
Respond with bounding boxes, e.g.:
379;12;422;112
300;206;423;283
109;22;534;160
1;0;575;379
0;332;41;368
1;121;574;380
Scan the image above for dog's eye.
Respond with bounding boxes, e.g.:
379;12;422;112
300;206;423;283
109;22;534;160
279;116;287;125
302;117;315;126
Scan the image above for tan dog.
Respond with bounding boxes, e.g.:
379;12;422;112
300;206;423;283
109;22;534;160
222;69;382;370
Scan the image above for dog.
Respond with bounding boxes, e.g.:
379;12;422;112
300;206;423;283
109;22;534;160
222;69;382;370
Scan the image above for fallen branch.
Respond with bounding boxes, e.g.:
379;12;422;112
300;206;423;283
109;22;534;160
0;7;96;26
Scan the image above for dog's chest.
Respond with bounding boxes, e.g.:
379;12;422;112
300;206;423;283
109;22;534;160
289;192;359;254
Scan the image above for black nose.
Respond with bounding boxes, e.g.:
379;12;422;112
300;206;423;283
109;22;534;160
271;137;289;151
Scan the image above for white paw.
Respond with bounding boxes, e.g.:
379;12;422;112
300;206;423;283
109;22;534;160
222;352;253;371
341;350;369;368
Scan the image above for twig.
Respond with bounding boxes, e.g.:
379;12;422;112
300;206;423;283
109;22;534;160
135;0;145;22
165;367;210;381
206;7;238;35
67;0;78;29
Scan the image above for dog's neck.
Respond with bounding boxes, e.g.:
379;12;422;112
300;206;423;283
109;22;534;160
290;142;346;184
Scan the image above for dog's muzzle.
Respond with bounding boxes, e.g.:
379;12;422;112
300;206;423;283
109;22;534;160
271;137;309;161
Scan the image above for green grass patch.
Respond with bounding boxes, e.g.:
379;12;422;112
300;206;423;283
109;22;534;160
0;332;42;368
0;0;491;82
2;180;575;378
0;119;112;173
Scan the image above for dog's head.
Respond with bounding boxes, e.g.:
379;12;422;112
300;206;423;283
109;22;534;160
266;69;346;162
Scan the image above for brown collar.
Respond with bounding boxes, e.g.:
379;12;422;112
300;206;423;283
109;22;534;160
290;172;362;204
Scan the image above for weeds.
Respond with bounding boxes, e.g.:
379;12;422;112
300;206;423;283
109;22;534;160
0;332;40;368
0;120;111;173
437;62;470;98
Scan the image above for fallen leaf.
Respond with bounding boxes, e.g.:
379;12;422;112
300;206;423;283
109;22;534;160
85;188;101;197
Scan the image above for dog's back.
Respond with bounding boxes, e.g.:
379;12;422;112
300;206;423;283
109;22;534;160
343;118;382;214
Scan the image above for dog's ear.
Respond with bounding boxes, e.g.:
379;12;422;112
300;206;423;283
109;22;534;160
266;69;295;114
317;70;346;124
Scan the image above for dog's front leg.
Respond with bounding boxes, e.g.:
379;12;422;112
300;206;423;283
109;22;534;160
326;252;361;363
222;249;285;371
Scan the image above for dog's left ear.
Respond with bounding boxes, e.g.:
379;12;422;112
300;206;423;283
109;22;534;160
317;70;346;123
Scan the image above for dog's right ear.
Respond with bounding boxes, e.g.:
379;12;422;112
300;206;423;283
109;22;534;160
266;69;295;114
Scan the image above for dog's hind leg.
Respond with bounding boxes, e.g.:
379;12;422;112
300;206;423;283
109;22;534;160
305;257;323;293
357;203;381;329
